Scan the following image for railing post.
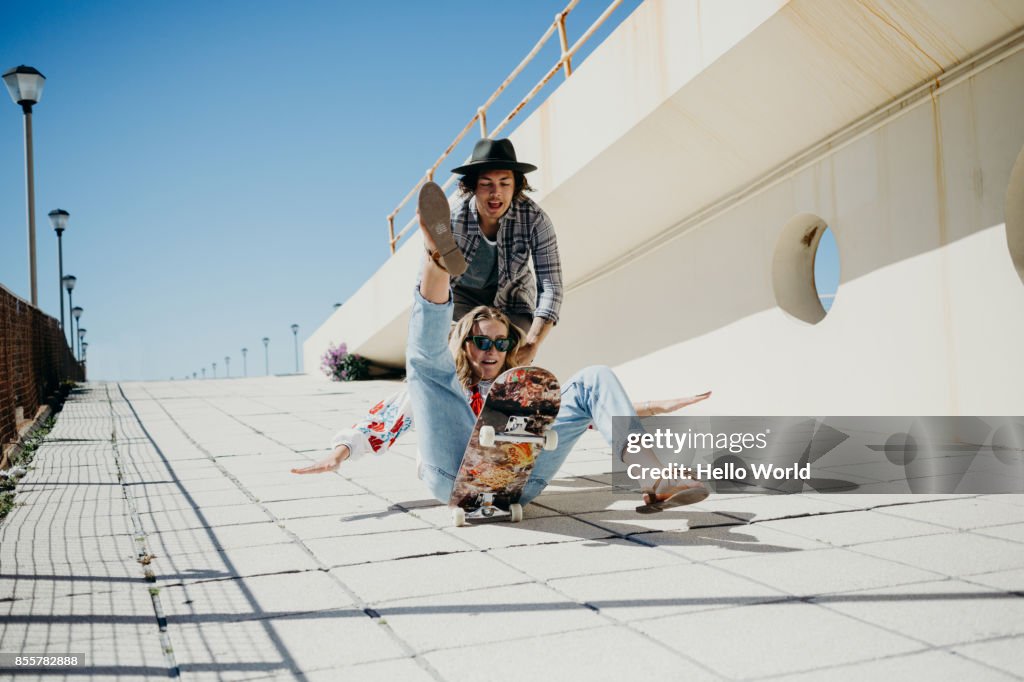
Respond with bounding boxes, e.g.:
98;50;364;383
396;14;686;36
557;13;572;77
478;107;488;138
388;215;396;254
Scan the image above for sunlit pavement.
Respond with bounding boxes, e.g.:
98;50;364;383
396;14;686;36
2;377;1023;681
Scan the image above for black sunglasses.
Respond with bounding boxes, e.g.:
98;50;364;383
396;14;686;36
469;335;513;352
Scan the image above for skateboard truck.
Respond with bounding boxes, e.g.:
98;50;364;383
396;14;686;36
479;417;559;450
451;493;524;526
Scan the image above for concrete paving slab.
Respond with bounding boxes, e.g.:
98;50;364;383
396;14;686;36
160;571;356;623
147;522;293;557
960;567;1024;592
713;546;945;595
549;562;790;621
488;537;685;582
973;523;1024;543
953;635;1024;679
874;497;1024;530
7;376;1024;680
756;508;950;546
305;528;471;567
133;487;254;513
572;508;743;537
139;504;271;532
437;513;616;550
850;533;1024;578
261;492;384;520
152;543;321;585
269;657;436;682
169;610;407;677
770;649;1017;681
639;522;832;562
423;625;718;682
634;601;923;678
279;508;434;540
376;582;602;652
330;552;528;604
694;492;856;522
819;579;1024;647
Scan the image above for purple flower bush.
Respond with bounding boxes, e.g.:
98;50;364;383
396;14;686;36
321;342;369;381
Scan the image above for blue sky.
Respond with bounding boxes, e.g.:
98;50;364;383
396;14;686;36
1;0;644;380
2;1;842;381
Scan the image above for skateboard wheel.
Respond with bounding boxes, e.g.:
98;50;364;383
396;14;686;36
543;429;558;450
510;503;523;523
452;507;466;527
479;425;496;447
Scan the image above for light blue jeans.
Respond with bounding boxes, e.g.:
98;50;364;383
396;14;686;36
406;286;641;505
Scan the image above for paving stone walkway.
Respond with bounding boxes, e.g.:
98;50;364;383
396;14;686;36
1;376;1023;681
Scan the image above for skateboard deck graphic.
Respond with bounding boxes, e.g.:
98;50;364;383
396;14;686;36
449;367;560;525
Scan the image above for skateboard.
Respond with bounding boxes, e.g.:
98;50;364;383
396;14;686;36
449;367;561;526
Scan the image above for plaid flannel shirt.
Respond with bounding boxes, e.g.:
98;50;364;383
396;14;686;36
450;194;563;324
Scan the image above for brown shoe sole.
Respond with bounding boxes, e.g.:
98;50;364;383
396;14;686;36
635;486;710;514
418;182;467;277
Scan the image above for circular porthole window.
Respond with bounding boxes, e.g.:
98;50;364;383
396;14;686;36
1006;145;1024;285
772;213;840;324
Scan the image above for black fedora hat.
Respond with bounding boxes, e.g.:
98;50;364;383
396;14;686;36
451;138;537;175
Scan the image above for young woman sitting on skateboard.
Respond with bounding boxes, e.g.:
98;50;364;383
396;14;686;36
292;183;709;513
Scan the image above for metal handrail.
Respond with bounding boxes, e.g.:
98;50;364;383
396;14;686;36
387;0;623;253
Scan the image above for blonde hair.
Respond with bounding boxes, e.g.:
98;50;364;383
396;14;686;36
449;306;523;388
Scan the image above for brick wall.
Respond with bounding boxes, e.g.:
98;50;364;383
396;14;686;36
1;283;84;451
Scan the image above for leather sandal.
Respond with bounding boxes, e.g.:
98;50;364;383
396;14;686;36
636;478;709;514
418;181;467;277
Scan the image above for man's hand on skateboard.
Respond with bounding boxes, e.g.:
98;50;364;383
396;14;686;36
514;340;539;366
291;444;350;474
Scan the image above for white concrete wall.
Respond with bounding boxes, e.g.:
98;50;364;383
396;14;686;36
308;0;1024;416
560;44;1024;414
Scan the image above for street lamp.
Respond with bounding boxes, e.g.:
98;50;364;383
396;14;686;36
3;65;46;306
201;368;206;379
262;337;269;375
48;209;69;330
80;341;88;363
290;324;299;373
76;328;86;364
212;361;217;378
241;348;248;377
224;356;230;378
63;275;77;350
71;306;83;359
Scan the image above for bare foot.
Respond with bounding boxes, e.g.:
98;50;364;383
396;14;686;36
638;391;712;417
291;445;350;474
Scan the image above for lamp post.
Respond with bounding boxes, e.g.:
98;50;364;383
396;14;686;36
201;368;206;379
224;356;230;378
3;66;46;306
76;328;86;364
80;341;87;364
71;306;82;359
63;275;77;350
290;324;299;373
212;362;217;379
48;209;69;330
262;337;269;375
241;348;248;377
